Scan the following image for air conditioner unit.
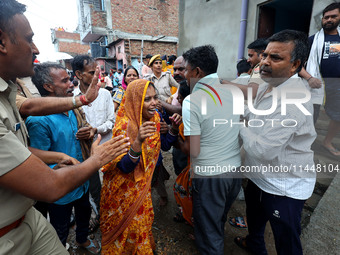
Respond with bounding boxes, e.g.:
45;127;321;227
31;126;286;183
99;41;107;47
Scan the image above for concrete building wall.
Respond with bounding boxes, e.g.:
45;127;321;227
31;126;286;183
309;0;335;34
178;0;331;78
178;0;250;78
114;40;127;67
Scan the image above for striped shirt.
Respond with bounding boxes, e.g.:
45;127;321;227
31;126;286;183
240;74;317;200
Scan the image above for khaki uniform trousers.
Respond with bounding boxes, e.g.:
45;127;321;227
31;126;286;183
0;207;68;255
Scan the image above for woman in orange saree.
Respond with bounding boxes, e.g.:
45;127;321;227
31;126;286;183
100;79;179;254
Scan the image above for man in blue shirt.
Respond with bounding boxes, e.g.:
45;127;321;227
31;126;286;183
26;63;101;253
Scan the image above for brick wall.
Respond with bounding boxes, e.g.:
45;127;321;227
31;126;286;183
58;41;90;56
55;31;80;40
91;8;107;27
129;40;177;57
54;30;90;56
110;0;179;37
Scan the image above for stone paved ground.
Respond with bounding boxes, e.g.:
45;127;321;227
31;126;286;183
68;108;339;254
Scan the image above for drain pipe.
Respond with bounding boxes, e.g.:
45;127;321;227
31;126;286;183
237;0;249;61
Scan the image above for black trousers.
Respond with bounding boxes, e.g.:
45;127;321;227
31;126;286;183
245;181;305;255
313;104;321;124
49;191;91;246
89;170;101;213
172;147;188;176
192;173;242;255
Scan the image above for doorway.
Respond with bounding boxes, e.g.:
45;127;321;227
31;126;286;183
257;0;314;38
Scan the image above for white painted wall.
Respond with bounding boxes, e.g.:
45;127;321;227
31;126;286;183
178;0;328;78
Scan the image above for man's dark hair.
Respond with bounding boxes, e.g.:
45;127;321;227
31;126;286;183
72;79;79;86
236;59;251;74
168;55;177;65
247;38;268;54
323;2;340;16
118;68;123;72
32;63;65;97
71;55;95;74
145;54;153;59
179;80;190;99
182;45;218;75
0;0;26;43
268;29;308;73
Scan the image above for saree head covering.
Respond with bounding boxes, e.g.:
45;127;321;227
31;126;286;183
100;79;161;254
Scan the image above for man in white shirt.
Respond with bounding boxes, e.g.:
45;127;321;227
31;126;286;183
231;58;252;86
72;55;115;218
236;30;317;255
182;45;241;254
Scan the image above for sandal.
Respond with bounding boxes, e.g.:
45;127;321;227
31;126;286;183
173;212;185;223
229;216;247;229
234;236;252;253
78;239;101;254
322;145;340;156
89;216;100;233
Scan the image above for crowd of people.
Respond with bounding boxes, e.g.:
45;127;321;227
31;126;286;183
0;0;339;254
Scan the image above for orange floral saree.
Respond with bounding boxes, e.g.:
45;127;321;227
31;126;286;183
173;124;193;226
100;79;161;254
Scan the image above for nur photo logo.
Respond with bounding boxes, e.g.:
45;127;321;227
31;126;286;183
197;82;223;115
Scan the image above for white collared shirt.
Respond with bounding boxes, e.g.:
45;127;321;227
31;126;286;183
80;88;115;144
240;74;317;200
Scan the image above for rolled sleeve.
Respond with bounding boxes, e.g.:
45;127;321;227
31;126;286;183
182;96;201;136
0;125;31;176
15;94;28;111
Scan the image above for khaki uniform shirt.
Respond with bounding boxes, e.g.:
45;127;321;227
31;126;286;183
248;63;263;84
145;72;179;101
16;78;33;111
0;78;33;228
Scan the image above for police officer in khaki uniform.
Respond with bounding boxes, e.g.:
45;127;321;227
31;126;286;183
0;1;129;254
